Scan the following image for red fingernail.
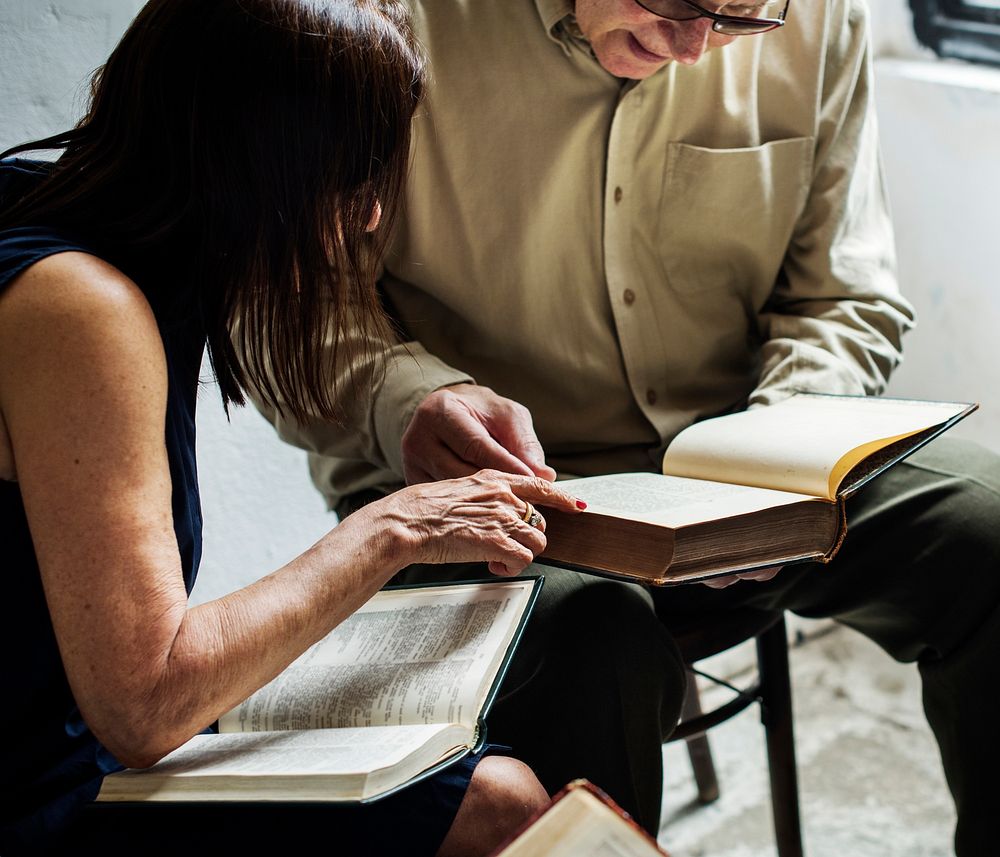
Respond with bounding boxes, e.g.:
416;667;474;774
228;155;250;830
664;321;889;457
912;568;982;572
575;500;588;510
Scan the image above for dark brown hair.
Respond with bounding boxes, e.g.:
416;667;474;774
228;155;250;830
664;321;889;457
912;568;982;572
0;0;424;421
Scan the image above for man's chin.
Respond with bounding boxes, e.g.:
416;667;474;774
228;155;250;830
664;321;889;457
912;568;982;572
595;47;671;80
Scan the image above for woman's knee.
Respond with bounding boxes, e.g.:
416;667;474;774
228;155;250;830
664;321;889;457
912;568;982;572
468;755;549;815
436;756;548;857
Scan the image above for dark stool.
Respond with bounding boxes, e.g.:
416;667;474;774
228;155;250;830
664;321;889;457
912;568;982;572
664;608;804;857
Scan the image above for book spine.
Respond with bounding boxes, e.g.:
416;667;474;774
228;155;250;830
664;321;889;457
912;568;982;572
820;498;849;562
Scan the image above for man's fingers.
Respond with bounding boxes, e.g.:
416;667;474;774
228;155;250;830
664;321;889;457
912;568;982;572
483;409;555;480
403;385;554;482
702;574;740;589
437;409;536;476
495;430;553;479
735;566;783;582
521;447;556;481
426;441;482;481
405;465;434;485
404;413;530;482
403;441;477;485
702;566;783;589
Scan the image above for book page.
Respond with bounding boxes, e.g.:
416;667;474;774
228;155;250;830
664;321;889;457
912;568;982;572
220;580;534;733
496;787;666;857
98;723;469;802
563;472;819;527
661;394;970;499
110;724;458;779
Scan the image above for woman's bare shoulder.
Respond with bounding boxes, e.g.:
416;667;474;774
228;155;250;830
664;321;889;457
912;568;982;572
0;250;165;373
0;250;155;327
0;250;168;479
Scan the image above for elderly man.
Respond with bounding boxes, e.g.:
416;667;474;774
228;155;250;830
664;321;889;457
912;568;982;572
258;1;1000;851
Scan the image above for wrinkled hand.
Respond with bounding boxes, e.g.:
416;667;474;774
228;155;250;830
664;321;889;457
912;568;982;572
402;384;556;484
373;469;582;576
701;566;783;589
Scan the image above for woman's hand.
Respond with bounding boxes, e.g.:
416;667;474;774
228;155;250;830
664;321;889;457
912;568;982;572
365;469;584;576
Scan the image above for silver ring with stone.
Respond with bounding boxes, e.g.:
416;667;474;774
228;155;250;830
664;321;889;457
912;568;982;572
521;501;543;528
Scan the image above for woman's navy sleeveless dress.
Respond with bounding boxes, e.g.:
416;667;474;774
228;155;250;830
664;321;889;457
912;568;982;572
0;159;484;856
0;158;204;851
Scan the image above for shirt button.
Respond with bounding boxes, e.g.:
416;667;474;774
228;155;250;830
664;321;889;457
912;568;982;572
646;389;657;406
623;288;635;306
613;186;623;204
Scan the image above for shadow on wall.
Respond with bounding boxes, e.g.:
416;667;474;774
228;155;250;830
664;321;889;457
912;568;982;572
193;364;337;605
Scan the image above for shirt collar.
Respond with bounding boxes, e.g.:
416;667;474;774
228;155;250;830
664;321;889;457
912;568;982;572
534;0;575;35
535;0;576;42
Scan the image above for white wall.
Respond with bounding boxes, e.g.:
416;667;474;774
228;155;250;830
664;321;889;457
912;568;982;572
0;0;337;604
878;59;1000;449
2;0;997;603
870;0;1000;452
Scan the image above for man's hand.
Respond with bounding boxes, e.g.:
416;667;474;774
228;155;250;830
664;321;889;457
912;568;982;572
701;566;783;589
402;383;556;484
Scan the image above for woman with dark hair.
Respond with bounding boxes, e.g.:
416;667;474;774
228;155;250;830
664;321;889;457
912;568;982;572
0;1;581;854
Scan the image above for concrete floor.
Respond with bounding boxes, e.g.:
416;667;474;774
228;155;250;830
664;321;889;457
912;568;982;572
657;623;957;857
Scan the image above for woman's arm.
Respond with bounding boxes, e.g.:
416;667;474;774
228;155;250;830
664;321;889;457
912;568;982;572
0;252;577;769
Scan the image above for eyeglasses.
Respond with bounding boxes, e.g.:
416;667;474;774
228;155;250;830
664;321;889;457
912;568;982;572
634;0;790;36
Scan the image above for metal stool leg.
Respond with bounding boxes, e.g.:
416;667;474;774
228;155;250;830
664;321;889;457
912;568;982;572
757;615;805;857
681;671;720;804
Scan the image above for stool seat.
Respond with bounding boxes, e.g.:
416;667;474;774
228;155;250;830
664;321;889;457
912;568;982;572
670;607;783;664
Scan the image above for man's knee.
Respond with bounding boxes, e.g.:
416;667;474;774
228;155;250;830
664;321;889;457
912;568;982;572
534;570;680;658
859;437;996;544
528;570;687;728
903;438;1000;552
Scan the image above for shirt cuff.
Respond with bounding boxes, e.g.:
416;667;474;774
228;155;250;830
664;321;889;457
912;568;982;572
373;344;474;477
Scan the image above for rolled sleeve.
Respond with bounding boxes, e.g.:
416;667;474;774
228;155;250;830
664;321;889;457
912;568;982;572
752;0;915;406
371;343;474;477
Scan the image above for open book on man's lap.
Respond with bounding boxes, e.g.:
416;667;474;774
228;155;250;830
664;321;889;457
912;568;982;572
540;394;976;585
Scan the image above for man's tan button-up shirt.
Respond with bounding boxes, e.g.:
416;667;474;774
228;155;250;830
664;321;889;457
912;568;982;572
261;0;915;511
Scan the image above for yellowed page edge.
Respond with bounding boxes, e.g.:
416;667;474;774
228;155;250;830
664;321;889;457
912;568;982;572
826;428;922;497
662;395;966;499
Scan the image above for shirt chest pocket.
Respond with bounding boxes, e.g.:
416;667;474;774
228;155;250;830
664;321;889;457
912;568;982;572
654;137;814;297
